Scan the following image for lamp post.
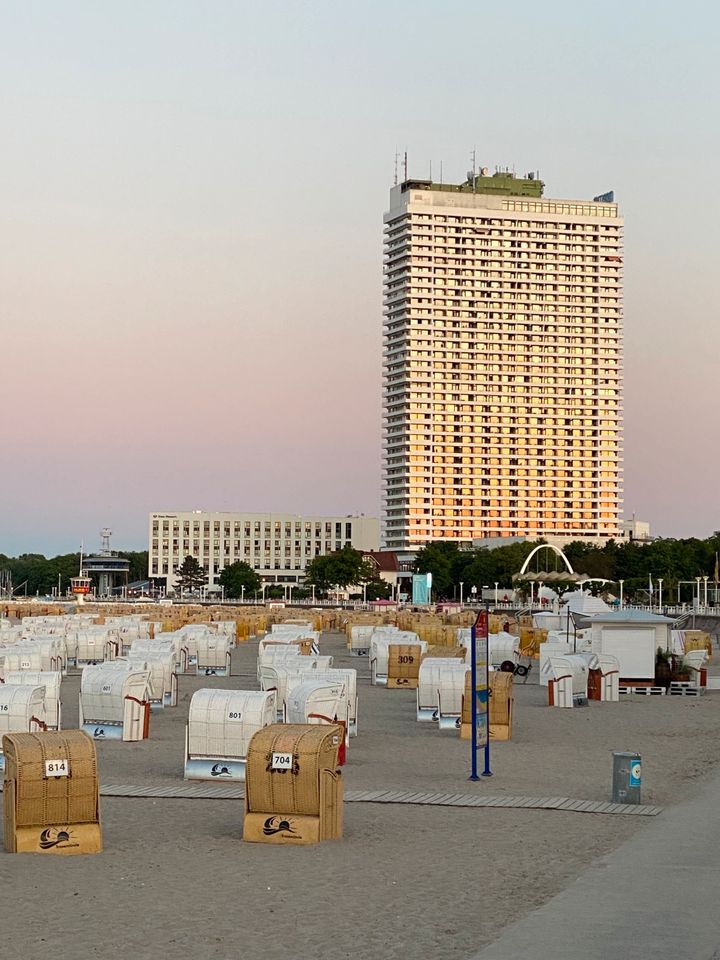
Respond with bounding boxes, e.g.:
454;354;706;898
363;581;367;606
261;582;267;604
619;579;624;609
311;583;316;605
704;575;709;607
494;582;499;607
696;576;701;608
241;585;245;604
657;578;663;612
459;582;464;609
288;584;294;605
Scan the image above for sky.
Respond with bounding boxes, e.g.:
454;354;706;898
1;0;718;556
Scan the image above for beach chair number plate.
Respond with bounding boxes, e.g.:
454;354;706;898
45;760;70;777
271;752;293;770
227;711;242;721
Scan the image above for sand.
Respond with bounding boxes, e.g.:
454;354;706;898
2;629;720;959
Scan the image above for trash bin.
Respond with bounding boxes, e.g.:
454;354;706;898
612;751;641;804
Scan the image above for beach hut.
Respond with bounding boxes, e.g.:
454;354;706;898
184;689;277;781
194;632;233;677
0;686;48;769
261;657;335;720
370;633;426;686
542;654;593;707
79;666;151;741
286;679;348;735
286;668;358;737
3;671;62;730
417;658;468;723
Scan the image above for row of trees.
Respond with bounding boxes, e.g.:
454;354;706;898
415;534;720;601
212;547;391;600
0;551;149;597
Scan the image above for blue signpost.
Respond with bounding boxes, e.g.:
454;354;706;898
469;605;492;780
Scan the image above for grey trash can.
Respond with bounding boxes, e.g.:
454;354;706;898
612;751;641;804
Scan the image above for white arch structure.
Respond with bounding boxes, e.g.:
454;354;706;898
518;544;575;577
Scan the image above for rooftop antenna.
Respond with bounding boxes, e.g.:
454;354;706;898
429;159;432;181
471;148;477;193
78;541;84;576
100;528;112;555
403;150;408;183
394;149;399;186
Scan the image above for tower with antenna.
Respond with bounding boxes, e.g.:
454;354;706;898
81;529;131;599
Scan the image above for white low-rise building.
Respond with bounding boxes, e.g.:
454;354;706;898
148;511;379;594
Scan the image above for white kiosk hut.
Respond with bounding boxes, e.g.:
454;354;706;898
79;665;151;741
588;610;674;682
184;689;277;781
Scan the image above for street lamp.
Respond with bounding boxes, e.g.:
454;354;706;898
657;578;663;611
703;575;709;607
619;579;624;609
288;584;294;605
696;576;701;608
311;583;316;605
494;582;499;607
241;584;245;604
459;582;464;608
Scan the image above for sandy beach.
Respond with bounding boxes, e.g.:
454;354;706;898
2;629;720;959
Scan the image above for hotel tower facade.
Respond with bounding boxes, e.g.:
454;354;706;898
382;170;623;553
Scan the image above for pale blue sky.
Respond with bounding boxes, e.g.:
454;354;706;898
1;0;718;554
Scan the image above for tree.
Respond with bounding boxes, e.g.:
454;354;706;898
218;561;261;599
173;555;208;594
117;551;150;583
305;546;367;592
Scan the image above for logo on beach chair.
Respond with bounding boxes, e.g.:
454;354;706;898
262;817;296;837
39;828;78;850
210;763;231;777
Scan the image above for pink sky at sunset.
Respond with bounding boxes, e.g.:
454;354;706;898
1;1;718;556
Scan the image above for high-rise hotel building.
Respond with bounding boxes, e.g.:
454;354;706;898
382;170;623;552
